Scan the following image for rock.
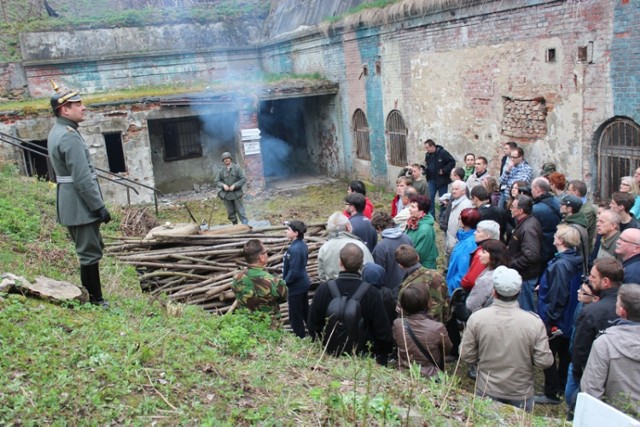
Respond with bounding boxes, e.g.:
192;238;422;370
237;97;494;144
0;273;88;303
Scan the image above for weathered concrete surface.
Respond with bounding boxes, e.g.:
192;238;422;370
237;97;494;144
0;63;27;100
263;0;363;39
20;22;261;62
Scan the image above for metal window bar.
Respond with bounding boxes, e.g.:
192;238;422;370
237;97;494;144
0;132;164;215
176;118;203;158
353;109;371;160
386;110;407;167
597;118;640;202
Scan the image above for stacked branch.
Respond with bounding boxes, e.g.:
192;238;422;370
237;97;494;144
106;223;328;317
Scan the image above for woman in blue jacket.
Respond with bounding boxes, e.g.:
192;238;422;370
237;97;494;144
446;208;481;296
283;220;311;338
535;223;583;405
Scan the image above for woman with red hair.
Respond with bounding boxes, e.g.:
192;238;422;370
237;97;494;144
446;207;481;295
548;172;567;198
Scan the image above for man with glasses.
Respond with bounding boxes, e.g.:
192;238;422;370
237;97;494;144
499;147;532;209
231;239;288;322
507;195;543;311
614;228;640;284
568;258;622;416
466;156;492;189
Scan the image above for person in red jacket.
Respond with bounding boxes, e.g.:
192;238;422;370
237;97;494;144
460;220;501;291
343;180;374;219
391;176;412;217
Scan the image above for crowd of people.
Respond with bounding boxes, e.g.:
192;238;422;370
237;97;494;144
46;83;635;419
229;139;640;419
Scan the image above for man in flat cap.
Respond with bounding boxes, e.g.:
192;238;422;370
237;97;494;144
47;84;111;306
460;266;553;412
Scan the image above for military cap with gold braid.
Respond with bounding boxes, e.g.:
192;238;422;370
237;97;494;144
49;79;82;113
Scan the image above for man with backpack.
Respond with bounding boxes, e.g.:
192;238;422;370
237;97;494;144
307;243;393;364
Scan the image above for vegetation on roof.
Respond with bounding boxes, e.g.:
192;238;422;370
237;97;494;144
0;0;270;62
0;73;328;116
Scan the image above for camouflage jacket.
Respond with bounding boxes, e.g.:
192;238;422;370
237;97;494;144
232;266;288;318
399;265;449;323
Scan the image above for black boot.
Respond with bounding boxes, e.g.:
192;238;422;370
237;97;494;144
80;264;108;307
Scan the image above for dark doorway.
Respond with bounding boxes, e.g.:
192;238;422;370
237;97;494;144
258;98;310;180
23;140;53;180
104;132;127;173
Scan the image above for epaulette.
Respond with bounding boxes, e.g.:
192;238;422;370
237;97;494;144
66;126;75;132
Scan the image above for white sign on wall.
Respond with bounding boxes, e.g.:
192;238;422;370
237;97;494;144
244;141;261;156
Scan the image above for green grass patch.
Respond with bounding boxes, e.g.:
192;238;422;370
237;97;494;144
0;163;568;424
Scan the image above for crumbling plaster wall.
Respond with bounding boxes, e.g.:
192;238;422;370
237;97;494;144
261;0;619;188
4;105;157;205
20;23;263;97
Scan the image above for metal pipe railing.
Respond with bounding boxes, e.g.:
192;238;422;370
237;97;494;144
0;131;163;215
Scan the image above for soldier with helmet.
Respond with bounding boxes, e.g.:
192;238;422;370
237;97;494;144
47;81;111;306
214;151;248;225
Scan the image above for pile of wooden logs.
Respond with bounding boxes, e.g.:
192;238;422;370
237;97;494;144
106;223;328;321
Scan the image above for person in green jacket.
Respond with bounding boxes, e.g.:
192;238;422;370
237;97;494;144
404;194;438;269
47;83;111;306
215;152;248;225
232;239;288;326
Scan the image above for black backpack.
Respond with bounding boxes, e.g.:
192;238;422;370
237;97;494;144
323;280;372;356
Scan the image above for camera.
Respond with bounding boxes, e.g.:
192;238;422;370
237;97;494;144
581;274;589;285
518;186;532;196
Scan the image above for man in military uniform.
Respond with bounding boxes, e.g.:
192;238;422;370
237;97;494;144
47;83;111;306
395;244;448;323
232;239;288;323
215;152;248;225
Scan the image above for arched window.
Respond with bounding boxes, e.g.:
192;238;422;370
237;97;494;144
352;109;370;160
386;110;407;167
596;117;640;201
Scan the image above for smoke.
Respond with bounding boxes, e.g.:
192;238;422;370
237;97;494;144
259;132;294;178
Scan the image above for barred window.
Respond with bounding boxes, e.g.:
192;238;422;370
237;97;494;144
386;110;407;167
596;117;640;202
353;109;370;160
162;117;203;161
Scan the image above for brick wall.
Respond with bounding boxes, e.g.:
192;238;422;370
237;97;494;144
612;0;640;124
261;0;621;185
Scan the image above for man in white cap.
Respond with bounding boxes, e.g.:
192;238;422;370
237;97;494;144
460;266;553;412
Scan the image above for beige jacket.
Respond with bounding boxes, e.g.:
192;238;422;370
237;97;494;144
460;299;553;400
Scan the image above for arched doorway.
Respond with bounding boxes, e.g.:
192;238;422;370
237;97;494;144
352;109;370;160
596;117;640;201
385;110;407;167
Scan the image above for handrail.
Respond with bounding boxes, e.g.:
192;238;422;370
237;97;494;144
0;131;163;214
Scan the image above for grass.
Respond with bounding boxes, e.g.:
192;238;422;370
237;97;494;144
0;162;568;424
0;0;270;62
1;72;330;116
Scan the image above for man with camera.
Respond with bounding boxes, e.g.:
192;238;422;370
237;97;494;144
499;147;532;209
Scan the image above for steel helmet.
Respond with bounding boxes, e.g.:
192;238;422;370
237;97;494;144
221;152;232;160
